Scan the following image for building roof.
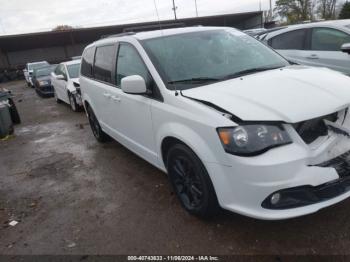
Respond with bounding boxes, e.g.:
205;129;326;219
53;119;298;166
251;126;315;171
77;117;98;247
0;11;262;52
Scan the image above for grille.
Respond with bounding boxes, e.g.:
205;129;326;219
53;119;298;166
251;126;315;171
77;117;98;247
293;112;338;144
316;151;350;178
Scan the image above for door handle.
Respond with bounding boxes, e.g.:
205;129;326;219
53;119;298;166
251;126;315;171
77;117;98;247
111;95;121;102
103;92;111;98
306;54;319;59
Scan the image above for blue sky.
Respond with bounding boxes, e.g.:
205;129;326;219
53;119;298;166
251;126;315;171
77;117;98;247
0;0;275;35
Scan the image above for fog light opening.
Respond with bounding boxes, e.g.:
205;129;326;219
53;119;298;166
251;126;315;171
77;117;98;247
270;193;281;205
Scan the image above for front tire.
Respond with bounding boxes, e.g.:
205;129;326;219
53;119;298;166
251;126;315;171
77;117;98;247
54;89;61;104
86;106;110;143
167;144;219;218
69;93;79;112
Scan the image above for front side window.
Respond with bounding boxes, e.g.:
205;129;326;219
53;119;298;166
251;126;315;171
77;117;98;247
81;47;95;78
67;63;81;79
311;27;350;51
142;29;289;90
116;43;151;88
270;29;306;50
93;45;115;84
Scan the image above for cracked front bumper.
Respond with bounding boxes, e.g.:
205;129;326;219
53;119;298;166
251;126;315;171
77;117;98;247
205;131;350;220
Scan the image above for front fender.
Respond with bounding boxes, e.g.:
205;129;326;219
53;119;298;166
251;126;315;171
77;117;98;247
156;122;230;170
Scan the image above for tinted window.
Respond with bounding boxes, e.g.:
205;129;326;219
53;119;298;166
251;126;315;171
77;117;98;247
270;29;306;50
311;28;350;51
81;47;95;78
116;44;151;88
94;45;115;83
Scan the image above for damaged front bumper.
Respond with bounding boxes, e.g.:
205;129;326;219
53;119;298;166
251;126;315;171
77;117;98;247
207;109;350;220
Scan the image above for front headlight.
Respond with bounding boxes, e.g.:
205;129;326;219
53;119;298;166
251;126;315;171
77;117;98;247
217;124;292;156
39;80;49;86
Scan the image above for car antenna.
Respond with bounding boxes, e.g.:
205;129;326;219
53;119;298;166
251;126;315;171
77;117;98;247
153;0;179;96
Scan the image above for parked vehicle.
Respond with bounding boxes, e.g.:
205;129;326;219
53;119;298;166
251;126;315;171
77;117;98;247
71;56;82;60
244;28;268;36
260;20;350;74
32;65;56;97
0;88;21;138
80;27;350;220
23;61;49;87
51;60;82;112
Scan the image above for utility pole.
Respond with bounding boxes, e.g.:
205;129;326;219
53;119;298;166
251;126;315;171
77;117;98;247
269;0;273;20
172;0;178;20
194;0;199;17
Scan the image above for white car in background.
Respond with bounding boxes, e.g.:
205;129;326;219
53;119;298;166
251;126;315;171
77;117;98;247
23;61;49;87
80;27;350;220
51;60;82;112
260;20;350;75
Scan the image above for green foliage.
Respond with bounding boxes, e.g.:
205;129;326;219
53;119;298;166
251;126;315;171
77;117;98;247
275;0;313;23
339;2;350;19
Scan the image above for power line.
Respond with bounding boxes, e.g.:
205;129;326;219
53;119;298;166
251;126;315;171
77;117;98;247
172;0;178;20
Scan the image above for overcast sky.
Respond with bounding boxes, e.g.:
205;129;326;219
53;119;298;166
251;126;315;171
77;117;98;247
0;0;275;35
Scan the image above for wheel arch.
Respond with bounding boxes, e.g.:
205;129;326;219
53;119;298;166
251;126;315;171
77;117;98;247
158;123;228;170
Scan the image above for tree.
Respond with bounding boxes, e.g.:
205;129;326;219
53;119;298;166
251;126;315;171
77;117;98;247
317;0;337;19
275;0;313;23
339;1;350;19
52;25;74;31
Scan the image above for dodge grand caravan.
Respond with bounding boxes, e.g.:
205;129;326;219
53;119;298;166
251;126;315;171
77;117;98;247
80;27;350;220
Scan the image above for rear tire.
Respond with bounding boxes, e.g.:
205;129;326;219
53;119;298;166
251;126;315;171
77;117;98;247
167;144;219;218
87;106;110;143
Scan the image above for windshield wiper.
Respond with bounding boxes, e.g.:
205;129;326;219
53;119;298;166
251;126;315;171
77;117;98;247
221;66;284;80
168;77;220;85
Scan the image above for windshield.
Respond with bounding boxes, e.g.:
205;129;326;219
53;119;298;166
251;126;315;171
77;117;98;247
34;65;55;77
29;62;49;71
142;29;289;90
67;63;80;78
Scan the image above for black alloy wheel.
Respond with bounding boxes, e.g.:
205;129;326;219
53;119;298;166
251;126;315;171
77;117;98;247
167;144;219;217
87;106;110;143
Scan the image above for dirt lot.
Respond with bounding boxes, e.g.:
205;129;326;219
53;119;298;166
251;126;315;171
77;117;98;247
1;80;350;255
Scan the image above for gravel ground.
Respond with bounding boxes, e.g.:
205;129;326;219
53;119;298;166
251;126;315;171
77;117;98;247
1;80;350;255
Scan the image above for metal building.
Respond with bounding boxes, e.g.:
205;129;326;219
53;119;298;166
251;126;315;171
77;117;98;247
0;11;263;70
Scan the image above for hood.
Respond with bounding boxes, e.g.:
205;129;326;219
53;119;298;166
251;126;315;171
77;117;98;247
36;76;51;81
71;78;79;85
66;78;80;93
182;66;350;123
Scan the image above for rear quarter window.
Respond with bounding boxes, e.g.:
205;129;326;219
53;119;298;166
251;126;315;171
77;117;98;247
93;45;115;84
81;47;95;78
270;29;306;50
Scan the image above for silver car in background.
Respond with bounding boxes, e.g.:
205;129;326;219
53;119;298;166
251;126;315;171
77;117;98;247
260;20;350;75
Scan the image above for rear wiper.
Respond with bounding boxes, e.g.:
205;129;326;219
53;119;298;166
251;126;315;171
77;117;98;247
168;77;220;85
221;66;284;80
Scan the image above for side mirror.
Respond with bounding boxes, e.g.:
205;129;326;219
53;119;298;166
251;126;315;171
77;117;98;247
341;43;350;54
56;74;66;80
121;75;147;94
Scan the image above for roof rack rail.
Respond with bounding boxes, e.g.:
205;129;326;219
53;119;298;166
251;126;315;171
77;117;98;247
123;22;186;33
100;32;135;39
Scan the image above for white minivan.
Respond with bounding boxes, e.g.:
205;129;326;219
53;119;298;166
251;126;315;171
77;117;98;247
80;27;350;220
